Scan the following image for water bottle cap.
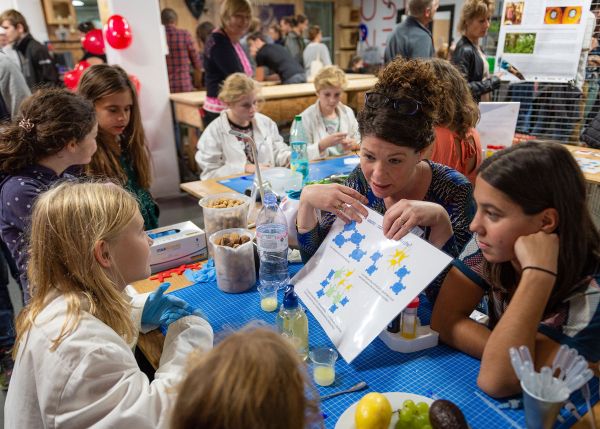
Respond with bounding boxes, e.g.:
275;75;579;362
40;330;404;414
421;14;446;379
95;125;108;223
263;191;277;205
283;285;299;309
294;115;302;121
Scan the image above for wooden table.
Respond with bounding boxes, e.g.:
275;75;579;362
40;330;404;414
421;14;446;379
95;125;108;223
169;77;377;130
565;144;600;229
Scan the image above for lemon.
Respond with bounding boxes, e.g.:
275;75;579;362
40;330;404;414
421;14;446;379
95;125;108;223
355;392;393;429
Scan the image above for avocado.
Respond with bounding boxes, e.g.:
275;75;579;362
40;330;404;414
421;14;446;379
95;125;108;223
429;399;468;429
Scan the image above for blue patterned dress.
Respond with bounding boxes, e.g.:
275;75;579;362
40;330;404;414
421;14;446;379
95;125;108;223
297;161;475;302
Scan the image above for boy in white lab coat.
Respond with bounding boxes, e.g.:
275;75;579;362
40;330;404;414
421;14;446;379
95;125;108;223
299;66;360;159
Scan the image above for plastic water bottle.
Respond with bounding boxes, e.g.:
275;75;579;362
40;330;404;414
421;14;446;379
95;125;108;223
290;115;309;182
256;191;289;290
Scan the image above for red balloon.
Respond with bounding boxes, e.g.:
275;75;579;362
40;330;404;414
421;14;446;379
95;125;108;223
104;15;133;49
82;29;105;55
129;74;141;94
75;60;90;74
63;70;81;90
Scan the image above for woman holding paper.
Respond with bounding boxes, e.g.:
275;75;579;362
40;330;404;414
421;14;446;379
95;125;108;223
452;0;500;102
431;142;600;398
296;57;475;302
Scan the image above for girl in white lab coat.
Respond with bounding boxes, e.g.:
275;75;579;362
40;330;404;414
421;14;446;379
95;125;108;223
299;66;360;158
5;181;213;429
195;73;291;180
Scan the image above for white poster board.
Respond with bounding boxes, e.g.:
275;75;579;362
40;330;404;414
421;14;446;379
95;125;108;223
477;102;520;150
496;0;592;83
292;207;452;363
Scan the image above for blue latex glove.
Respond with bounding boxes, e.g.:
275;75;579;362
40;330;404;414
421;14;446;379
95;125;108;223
142;283;196;327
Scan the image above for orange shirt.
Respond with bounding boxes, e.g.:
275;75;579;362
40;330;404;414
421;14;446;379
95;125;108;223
430;127;482;184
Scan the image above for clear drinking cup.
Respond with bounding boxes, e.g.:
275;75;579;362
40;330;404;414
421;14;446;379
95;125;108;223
258;285;278;312
309;347;338;387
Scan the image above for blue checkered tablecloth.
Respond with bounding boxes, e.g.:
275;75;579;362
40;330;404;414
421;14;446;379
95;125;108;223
168;263;598;428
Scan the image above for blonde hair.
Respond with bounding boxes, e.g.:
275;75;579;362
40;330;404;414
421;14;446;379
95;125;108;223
458;0;494;34
171;326;323;429
218;72;261;104
314;66;348;92
14;181;140;357
220;0;252;28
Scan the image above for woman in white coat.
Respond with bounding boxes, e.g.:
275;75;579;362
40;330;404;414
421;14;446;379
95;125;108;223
196;73;290;180
299;66;360;158
5;181;213;429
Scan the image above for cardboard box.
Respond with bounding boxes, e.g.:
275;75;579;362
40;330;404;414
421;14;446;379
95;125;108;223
146;221;208;274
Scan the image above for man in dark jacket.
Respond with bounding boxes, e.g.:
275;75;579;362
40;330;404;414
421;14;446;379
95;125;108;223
247;32;306;84
384;0;439;63
0;9;60;89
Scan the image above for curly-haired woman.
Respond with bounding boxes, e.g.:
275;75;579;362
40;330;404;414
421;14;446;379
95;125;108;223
296;57;475;301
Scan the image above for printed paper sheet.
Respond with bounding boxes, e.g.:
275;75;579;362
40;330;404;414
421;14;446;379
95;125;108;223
292;207;452;363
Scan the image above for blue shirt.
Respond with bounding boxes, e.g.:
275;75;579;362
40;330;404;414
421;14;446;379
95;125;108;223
0;164;72;301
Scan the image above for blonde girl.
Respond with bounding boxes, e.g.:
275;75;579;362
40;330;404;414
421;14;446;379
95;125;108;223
171;326;322;429
77;64;159;230
5;181;213;429
299;66;360;158
195;72;290;179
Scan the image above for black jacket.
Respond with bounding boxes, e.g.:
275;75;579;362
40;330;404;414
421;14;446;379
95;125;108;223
204;30;245;99
452;36;500;102
14;34;60;89
582;109;600;148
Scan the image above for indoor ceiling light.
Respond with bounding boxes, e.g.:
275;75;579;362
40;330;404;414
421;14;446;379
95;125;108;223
72;0;84;6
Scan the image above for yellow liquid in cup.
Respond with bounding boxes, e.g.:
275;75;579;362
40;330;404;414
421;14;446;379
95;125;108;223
313;365;335;386
261;297;278;312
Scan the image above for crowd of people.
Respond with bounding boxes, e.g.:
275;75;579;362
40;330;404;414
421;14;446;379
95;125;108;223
0;0;598;428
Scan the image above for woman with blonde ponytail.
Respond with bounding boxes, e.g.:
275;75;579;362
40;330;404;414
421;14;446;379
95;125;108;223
5;181;213;429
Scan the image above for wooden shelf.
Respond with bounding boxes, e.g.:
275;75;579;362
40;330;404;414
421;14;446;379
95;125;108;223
42;0;76;25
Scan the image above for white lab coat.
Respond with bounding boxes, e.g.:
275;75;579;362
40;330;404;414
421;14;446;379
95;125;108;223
195;110;291;180
4;288;213;429
300;100;361;158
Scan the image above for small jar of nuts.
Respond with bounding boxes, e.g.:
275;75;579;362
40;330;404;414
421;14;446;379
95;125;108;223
209;228;256;293
199;193;251;248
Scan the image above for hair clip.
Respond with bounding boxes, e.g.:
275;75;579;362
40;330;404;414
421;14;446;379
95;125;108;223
18;118;34;132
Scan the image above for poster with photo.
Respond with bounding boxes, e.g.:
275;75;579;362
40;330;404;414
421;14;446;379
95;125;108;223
495;0;592;82
291;207;452;363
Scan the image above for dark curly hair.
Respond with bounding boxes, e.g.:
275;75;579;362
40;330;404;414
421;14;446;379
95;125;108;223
358;57;444;152
429;58;479;140
0;88;96;174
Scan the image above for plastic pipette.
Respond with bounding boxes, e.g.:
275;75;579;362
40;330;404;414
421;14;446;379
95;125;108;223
582;383;598;429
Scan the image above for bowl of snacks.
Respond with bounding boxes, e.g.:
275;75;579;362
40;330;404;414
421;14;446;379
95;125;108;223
199;193;251;244
209;228;256;293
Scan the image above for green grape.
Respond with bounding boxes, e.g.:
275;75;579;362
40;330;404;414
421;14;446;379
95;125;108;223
397;407;413;425
416;402;430;416
403;399;418;415
413;413;429;428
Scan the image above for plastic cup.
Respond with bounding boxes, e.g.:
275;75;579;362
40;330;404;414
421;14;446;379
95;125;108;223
199;193;251;254
258;285;278;312
521;379;568;429
309;347;338;387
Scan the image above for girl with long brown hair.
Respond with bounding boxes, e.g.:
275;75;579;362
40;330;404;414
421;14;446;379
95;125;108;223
0;88;97;300
5;181;212;428
427;58;481;183
77;64;159;229
432;141;600;398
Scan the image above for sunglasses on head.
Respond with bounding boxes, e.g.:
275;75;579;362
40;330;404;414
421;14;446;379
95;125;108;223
364;92;421;115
